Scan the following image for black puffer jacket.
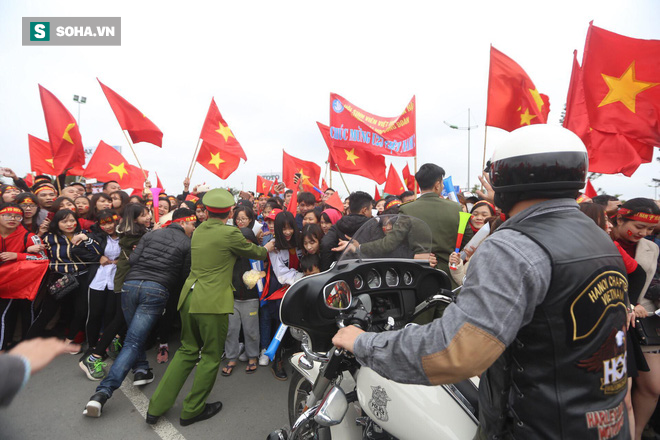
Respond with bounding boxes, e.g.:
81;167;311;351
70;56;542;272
320;214;372;271
125;223;191;293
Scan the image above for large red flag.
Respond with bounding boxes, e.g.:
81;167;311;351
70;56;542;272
383;164;406;196
195;142;242;180
257;175;274;195
282;150;321;192
28;134;57;175
98;79;163;147
581;23;660;147
564;50;652;176
318;122;387;184
329;93;416;157
486;46;550;131
83;141;147;188
199;98;247;161
0;260;49;300
39;85;86;174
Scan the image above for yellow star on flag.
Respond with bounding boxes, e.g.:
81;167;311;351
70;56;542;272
298;168;310;185
208;152;225;169
62;123;76;144
519;108;537;126
108;162;128;179
528;88;545;113
344;148;359;166
598;61;659;113
45;158;54;168
216;122;234;142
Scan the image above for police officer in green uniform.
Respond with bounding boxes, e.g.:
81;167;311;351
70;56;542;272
147;189;273;426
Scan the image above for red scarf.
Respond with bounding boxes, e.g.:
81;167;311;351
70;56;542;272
615;238;636;259
261;248;300;302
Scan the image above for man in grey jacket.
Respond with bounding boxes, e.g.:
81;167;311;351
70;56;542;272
333;125;631;439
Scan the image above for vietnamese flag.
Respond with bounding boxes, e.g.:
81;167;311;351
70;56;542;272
375;185;381;201
39;85;86;174
199;98;247;161
98;79;163;147
564;50;652;176
282;150;321;192
402;163;419;193
321;178;329;192
28;134;57;175
84;141;147;188
0;260;49;300
585;180;598;198
581;23;660;147
486;46;550;131
383;164;406;196
156;173;165;193
318;122;386;184
325;191;344;213
196;141;242;180
257;175;274;195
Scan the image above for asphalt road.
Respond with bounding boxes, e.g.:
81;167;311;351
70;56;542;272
0;339;290;440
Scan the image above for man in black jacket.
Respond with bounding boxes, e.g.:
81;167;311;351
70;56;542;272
84;208;196;418
320;191;373;271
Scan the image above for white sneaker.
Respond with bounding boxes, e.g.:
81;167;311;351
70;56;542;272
258;349;270;366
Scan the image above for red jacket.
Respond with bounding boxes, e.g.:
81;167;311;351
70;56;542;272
0;228;47;261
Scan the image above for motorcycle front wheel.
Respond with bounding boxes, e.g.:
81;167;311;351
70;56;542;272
288;370;312;426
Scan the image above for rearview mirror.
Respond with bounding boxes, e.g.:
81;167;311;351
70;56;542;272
323;281;352;310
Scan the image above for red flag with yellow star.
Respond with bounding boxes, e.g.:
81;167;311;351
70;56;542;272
98;79;163;147
83;141;147;188
282;150;321;192
195;141;242;180
401;163;419;193
318;122;386;184
383;164;406;196
199;98;247;161
257;175;275;194
486;46;550;131
38;85;86;174
581;23;660;147
564;50;652;176
28;134;57;175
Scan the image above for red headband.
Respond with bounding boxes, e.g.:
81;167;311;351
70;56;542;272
174;215;197;223
99;214;119;225
472;200;496;214
19;197;36;205
618;208;660;224
3;186;18;192
205;205;232;214
34;186;55;195
0;207;23;216
384;200;402;210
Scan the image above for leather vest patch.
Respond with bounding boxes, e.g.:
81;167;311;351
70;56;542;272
569;270;628;342
577;326;628;395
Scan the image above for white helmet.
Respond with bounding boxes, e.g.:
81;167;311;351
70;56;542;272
489;125;588;194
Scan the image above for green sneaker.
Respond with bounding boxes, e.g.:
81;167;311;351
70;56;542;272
107;337;122;360
79;355;108;381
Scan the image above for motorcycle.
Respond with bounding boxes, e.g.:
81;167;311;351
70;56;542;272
268;215;479;440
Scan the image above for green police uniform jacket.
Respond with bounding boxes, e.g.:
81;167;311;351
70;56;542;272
399;192;473;284
178;218;268;314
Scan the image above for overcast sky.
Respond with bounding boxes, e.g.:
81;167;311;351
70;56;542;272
1;0;658;200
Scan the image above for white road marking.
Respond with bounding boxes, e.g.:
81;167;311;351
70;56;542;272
119;378;187;440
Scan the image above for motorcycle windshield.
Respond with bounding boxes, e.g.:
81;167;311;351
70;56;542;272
338;214;433;262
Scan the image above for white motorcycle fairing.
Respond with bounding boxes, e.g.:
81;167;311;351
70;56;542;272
356;367;479;440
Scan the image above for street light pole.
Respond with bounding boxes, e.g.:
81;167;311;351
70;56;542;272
444;108;478;190
73;95;87;126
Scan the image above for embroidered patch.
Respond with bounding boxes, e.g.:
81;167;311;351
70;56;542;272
369;386;391;422
569;270;628;342
577;326;627;395
585;401;625;440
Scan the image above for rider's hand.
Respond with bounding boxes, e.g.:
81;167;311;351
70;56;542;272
332;325;365;354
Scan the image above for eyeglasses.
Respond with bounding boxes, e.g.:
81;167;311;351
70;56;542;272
19;204;37;209
1;214;23;221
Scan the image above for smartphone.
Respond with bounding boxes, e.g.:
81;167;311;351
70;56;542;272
46;211;55;221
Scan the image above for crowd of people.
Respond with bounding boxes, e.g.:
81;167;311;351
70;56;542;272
0;152;659;436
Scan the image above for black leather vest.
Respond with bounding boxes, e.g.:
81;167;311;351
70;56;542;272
478;209;629;439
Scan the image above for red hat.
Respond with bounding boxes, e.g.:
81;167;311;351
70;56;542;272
265;208;282;221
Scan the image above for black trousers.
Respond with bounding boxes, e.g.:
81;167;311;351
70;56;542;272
0;298;33;350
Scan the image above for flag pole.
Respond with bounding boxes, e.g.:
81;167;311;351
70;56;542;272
121;130;148;181
335;166;350;195
414;155;418;193
187;138;203;180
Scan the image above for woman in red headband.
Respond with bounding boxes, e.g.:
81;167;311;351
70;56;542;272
468;200;496;233
0;185;21;203
611;198;660;439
